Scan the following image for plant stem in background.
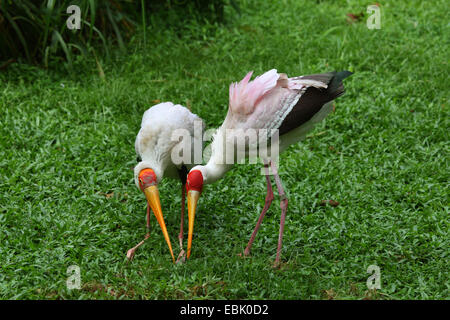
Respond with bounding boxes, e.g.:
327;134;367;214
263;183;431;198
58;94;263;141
142;0;146;51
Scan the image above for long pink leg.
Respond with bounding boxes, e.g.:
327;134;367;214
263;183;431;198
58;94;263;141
243;161;274;256
271;161;288;268
126;203;151;260
176;184;186;264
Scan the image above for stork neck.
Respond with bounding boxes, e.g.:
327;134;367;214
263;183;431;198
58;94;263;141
203;161;231;184
200;125;233;184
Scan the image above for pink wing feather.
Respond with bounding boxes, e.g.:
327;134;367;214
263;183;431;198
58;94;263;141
229;69;279;115
227;69;328;131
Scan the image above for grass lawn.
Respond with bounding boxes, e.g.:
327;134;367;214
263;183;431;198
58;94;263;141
0;0;448;299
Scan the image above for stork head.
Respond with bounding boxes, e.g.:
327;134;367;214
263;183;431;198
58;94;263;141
185;166;206;259
134;162;174;262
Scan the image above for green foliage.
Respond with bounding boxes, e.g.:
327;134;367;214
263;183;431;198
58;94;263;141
0;0;138;67
0;0;448;300
0;0;234;68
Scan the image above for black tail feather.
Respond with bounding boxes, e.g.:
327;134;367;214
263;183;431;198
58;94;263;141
278;70;352;136
327;70;353;98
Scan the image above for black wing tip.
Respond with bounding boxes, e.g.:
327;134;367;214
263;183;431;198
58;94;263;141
326;70;352;98
329;70;353;86
334;70;353;81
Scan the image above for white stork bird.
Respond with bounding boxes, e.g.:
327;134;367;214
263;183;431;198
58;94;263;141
185;69;352;266
128;102;204;263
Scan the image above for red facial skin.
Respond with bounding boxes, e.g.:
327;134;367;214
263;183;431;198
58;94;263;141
138;168;157;191
186;170;203;193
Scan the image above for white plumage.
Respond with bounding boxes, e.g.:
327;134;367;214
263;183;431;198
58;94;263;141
184;69;352;265
128;102;204;262
134;102;204;185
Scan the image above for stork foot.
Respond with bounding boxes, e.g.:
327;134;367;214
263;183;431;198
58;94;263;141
126;245;140;261
176;249;186;264
126;249;135;261
272;259;288;270
126;233;150;261
237;252;248;258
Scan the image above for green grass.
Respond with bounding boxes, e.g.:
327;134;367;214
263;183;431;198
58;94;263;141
0;0;448;299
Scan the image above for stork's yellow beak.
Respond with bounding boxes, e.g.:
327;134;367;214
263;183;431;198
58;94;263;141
143;186;175;263
187;190;200;259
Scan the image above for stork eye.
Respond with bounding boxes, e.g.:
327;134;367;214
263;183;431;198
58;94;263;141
136;155;142;163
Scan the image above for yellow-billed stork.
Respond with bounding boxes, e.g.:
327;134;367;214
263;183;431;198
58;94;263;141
185;69;352;266
128;102;204;263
